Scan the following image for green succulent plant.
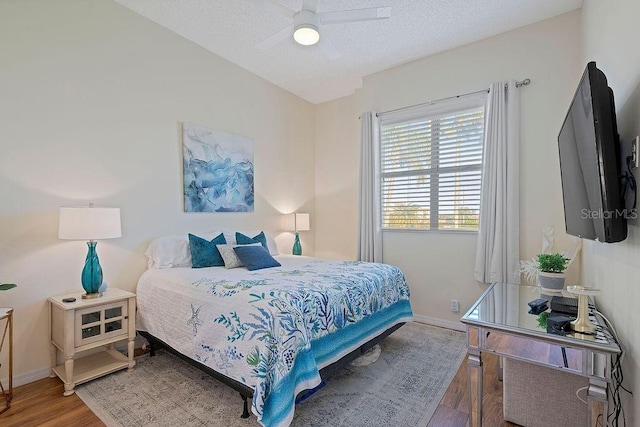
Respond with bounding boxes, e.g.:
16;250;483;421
0;283;17;291
537;311;550;329
537;253;570;273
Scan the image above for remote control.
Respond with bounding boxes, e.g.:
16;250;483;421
527;298;549;309
528;305;547;315
62;297;76;303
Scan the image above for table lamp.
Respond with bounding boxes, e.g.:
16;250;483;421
291;213;310;256
566;285;600;334
58;204;121;298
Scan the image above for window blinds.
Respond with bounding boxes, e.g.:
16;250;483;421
379;94;486;231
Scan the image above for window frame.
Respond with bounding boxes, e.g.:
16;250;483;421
378;93;487;233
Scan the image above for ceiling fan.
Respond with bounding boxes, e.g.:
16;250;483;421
255;0;391;59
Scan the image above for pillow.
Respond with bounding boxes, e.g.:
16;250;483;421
216;243;262;269
235;231;269;251
265;233;279;255
223;230;279;256
145;236;192;269
233;245;282;271
188;233;227;268
145;231;225;269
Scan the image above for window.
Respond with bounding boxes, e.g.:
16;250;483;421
379;94;485;231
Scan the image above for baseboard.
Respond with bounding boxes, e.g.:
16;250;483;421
11;338;150;388
413;314;465;332
10;367;51;387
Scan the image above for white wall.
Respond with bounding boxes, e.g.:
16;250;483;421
0;0;316;385
581;0;640;423
316;11;583;326
315;95;360;259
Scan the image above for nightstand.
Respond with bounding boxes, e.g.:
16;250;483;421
48;288;136;396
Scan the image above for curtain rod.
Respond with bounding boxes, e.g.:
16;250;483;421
375;78;531;117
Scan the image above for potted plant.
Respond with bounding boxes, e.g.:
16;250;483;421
537;311;550;329
0;283;16;313
0;283;16;291
537;253;570;291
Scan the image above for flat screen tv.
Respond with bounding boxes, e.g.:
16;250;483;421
557;61;627;243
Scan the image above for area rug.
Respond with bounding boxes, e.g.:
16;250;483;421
76;322;466;427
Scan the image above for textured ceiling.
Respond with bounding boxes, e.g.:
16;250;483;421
113;0;582;104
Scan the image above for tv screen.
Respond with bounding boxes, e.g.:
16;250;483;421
557;61;627;243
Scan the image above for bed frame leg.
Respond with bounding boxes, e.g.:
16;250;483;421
149;341;156;357
240;394;250;419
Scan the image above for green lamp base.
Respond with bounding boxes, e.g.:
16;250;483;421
81;241;103;298
292;232;302;256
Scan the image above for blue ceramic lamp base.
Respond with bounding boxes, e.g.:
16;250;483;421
292;232;302;256
81;241;104;299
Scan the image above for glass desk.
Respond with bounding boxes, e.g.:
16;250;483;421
460;283;620;427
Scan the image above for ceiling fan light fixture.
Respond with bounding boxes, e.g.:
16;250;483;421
293;24;320;45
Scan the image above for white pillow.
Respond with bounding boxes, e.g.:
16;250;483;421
265;232;279;255
216;243;262;269
145;231;224;269
145;236;191;269
224;230;279;256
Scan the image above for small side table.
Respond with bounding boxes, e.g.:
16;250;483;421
461;283;621;427
0;307;13;414
49;288;135;396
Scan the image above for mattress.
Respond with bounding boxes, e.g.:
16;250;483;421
136;255;413;427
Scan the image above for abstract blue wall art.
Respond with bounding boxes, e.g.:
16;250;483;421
182;122;254;212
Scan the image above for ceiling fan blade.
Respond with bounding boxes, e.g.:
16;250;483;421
256;24;295;50
301;0;319;12
319;7;391;25
259;0;296;19
318;34;341;60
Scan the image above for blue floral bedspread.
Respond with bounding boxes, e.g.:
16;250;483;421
136;255;413;426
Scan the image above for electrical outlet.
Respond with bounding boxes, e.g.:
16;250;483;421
450;299;460;313
632;136;639;169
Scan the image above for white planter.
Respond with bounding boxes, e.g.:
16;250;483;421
538;271;566;291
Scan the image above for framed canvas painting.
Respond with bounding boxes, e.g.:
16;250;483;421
182;122;254;212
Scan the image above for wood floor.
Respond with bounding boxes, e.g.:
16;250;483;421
428;353;518;427
0;353;515;427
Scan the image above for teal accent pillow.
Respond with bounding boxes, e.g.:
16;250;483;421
236;231;268;251
233;245;281;271
188;233;226;268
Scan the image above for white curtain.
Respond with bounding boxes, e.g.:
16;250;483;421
474;81;520;284
357;111;382;263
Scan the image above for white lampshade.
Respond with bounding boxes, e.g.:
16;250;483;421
294;213;310;232
58;206;122;240
293;24;320;46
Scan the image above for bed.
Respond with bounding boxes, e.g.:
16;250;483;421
136;233;413;427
